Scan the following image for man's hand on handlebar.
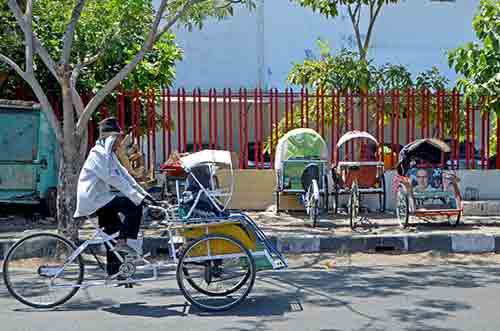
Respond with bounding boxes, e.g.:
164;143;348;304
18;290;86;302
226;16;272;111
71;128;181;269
142;195;159;207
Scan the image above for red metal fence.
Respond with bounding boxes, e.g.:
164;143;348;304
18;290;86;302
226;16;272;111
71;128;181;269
76;88;498;172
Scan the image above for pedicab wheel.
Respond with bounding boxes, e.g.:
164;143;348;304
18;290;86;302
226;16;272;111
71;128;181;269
448;212;461;227
396;187;410;228
3;233;84;309
348;183;359;229
176;234;256;311
332;188;339;215
379;175;386;213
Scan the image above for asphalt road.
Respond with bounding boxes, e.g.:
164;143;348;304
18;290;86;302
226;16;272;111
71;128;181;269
1;253;500;331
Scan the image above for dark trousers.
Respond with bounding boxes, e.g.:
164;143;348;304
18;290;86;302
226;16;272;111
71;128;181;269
96;196;143;275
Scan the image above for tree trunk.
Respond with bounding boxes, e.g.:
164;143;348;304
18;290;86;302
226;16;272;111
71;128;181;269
57;73;82;243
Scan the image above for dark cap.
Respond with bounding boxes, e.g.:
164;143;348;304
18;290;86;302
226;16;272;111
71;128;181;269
98;117;123;137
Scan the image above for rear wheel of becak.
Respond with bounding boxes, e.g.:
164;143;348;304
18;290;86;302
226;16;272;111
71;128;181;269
396;186;410;228
176;234;256;311
348;181;359;229
307;180;320;227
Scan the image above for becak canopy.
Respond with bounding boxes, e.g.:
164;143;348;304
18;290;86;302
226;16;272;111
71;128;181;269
274;128;328;171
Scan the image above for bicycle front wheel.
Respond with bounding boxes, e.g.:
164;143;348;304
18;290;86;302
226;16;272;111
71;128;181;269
176;234;256;311
3;233;84;309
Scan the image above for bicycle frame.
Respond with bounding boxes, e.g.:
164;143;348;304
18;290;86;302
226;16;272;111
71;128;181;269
48;209;286;290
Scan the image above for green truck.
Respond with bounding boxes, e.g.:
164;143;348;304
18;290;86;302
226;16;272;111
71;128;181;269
0;100;58;216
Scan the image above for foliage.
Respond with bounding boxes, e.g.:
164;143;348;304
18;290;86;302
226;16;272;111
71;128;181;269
0;0;183;99
448;0;499;113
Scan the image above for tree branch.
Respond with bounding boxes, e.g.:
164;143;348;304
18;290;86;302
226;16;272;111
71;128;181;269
347;4;364;60
8;0;61;83
80;28;122;67
24;0;33;74
62;0;86;65
355;0;362;27
363;0;384;53
76;0;200;134
70;66;84;116
0;53;26;79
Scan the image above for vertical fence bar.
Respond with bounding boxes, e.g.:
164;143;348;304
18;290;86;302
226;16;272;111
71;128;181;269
344;90;349;160
270;88;274;169
300;88;305;127
315;88;320;133
472;100;476;169
381;90;386;164
176;88;181;153
360;90;365;132
223;88;228;151
321;88;325;138
136;91;141;146
274;88;279;153
466;96;471;169
482;104;486;170
350;90;355;160
284;88;289;132
192;89;198;152
451;90;456;168
197;88;202;151
336;89;341;163
229;88;233;153
213;89;217;150
239;88;243;169
146;91;151;171
259;88;264;169
253;88;258;168
244;89;249;169
421;89;425;139
487;106;490;169
406;88;410;144
391;90;396;165
456;91;461;169
375;90;380;161
152;89;157;174
167;89;172;157
436;90;441;139
162;90;166;162
331;89;335;164
208;89;213;149
396;89;400;158
305;88;309;128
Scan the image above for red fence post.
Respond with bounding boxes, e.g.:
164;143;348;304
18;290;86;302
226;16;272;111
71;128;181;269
487;110;491;169
285;88;289;132
481;102;486;169
391;89;396;165
146;91;151;171
290;88;294;130
330;89;335;164
197;88;202;151
260;88;264;169
315;88;320;133
162;89;166;162
300;88;304;128
270;88;274;169
254;88;259;168
192;89;198;152
167;89;172;157
466;96;471;169
321;88;325;138
375;90;380;161
239;88;243;169
244;89;249;169
223;88;228;151
213;89;217;150
209;88;213;149
229;88;233;153
152;89;157;174
182;88;187;153
472;100;476;169
305;88;309;128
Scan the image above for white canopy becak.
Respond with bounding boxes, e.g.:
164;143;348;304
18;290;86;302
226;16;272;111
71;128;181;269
180;150;232;170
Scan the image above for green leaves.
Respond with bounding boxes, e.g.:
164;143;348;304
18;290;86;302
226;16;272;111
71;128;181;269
448;0;500;114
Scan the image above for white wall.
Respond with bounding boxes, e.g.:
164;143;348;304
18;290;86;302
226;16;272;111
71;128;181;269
166;0;478;90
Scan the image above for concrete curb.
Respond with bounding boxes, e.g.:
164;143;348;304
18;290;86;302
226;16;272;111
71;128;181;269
2;232;500;257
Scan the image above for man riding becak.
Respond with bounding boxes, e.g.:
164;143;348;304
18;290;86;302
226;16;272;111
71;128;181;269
73;117;158;281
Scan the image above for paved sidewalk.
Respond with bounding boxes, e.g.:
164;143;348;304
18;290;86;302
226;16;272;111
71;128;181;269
2;211;500;255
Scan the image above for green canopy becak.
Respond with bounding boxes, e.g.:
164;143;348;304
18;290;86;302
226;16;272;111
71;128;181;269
274;128;328;170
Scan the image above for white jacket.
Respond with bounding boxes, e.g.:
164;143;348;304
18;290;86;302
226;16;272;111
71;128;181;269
74;135;149;218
